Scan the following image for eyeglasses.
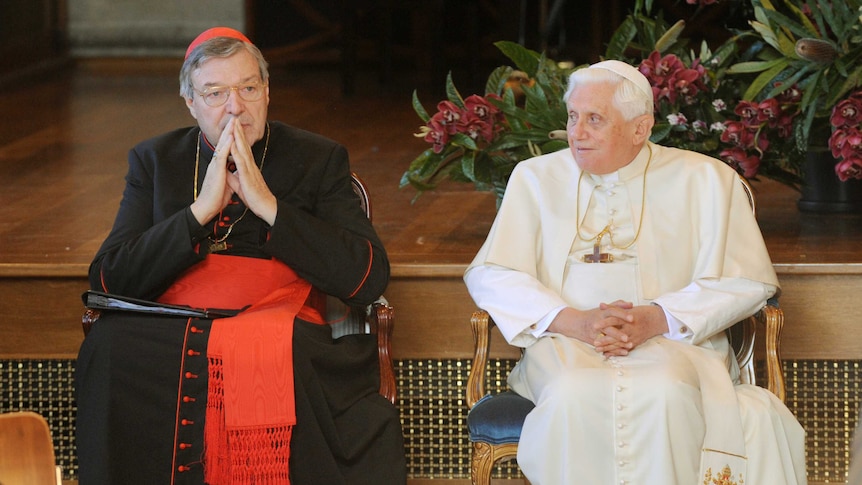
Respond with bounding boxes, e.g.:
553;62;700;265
195;82;266;107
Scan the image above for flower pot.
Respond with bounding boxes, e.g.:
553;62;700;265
797;151;862;213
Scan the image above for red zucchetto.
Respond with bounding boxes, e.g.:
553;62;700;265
185;27;251;59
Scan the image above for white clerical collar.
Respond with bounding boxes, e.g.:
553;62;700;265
584;142;652;186
616;143;652;182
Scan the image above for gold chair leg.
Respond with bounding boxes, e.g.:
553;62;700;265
471;442;494;485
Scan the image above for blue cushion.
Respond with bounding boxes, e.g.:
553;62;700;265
467;390;535;445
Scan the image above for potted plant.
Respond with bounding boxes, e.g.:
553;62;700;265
724;0;862;209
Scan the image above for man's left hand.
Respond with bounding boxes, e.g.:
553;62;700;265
227;120;278;225
594;302;668;357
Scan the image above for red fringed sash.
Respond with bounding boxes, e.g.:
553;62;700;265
158;255;324;484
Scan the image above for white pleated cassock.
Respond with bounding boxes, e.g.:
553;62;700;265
508;336;806;485
465;144;808;485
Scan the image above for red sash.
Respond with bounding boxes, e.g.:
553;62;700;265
158;255;323;484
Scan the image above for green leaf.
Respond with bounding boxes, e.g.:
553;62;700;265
655;20;685;54
829;64;862;107
649;122;673;143
759;5;817;40
605;16;638;60
411;90;430;123
794;99;819;150
749;20;783;54
449;132;478;151
539;139;569;154
727;58;786;74
742;58;790;100
710;39;738;68
494;41;541;75
444;72;465;108
485;66;513;95
798;69;823;111
461;151;477;182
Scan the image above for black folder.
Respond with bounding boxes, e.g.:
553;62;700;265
82;290;239;319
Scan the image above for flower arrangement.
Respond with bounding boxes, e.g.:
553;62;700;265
400;41;571;203
401;0;862;201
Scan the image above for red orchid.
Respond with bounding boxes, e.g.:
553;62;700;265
836;156;862;181
830;97;862;128
828;90;862;180
435;101;462;134
720;121;753;147
457;112;495;144
424;116;450;153
464;94;501;123
720;146;761;178
734;101;760;124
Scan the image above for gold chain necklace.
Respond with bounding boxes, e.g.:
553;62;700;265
575;143;652;262
193;123;270;252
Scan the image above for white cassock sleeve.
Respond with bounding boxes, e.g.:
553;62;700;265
466;264;777;348
654;276;777;345
464;263;567;348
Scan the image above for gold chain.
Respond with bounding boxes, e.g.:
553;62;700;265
575;143;652;250
193;123;270;249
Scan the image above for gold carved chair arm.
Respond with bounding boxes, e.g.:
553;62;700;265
467;310;493;408
757;303;786;402
731;300;786;402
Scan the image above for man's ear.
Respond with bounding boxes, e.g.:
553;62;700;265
185;97;198;120
633;114;654;144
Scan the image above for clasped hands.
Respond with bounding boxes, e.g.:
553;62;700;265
190;117;277;226
549;300;669;357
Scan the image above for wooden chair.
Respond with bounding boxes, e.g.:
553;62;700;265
0;411;62;485
82;172;397;404
342;172;397;403
464;176;785;484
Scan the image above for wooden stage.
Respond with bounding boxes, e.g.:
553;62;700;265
2;59;861;483
3;57;861;360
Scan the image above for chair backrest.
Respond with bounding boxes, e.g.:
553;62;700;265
329;172;375;335
340;173;397;404
731;175;759;386
350;172;372;222
0;411;60;485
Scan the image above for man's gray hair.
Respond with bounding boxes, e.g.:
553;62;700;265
563;67;653;121
179;37;270;99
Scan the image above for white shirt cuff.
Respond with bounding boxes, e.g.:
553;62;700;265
659;304;692;341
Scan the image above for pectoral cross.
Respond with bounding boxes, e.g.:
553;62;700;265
582;225;613;263
208;239;229;253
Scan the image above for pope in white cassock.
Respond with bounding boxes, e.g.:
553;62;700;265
464;60;807;484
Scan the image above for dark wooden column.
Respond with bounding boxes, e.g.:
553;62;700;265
0;0;69;84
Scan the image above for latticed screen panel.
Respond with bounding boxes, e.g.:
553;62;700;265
0;358;858;482
0;360;78;478
397;359;523;479
784;360;862;484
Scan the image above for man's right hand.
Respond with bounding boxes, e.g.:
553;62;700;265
190;117;237;225
548;305;634;355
